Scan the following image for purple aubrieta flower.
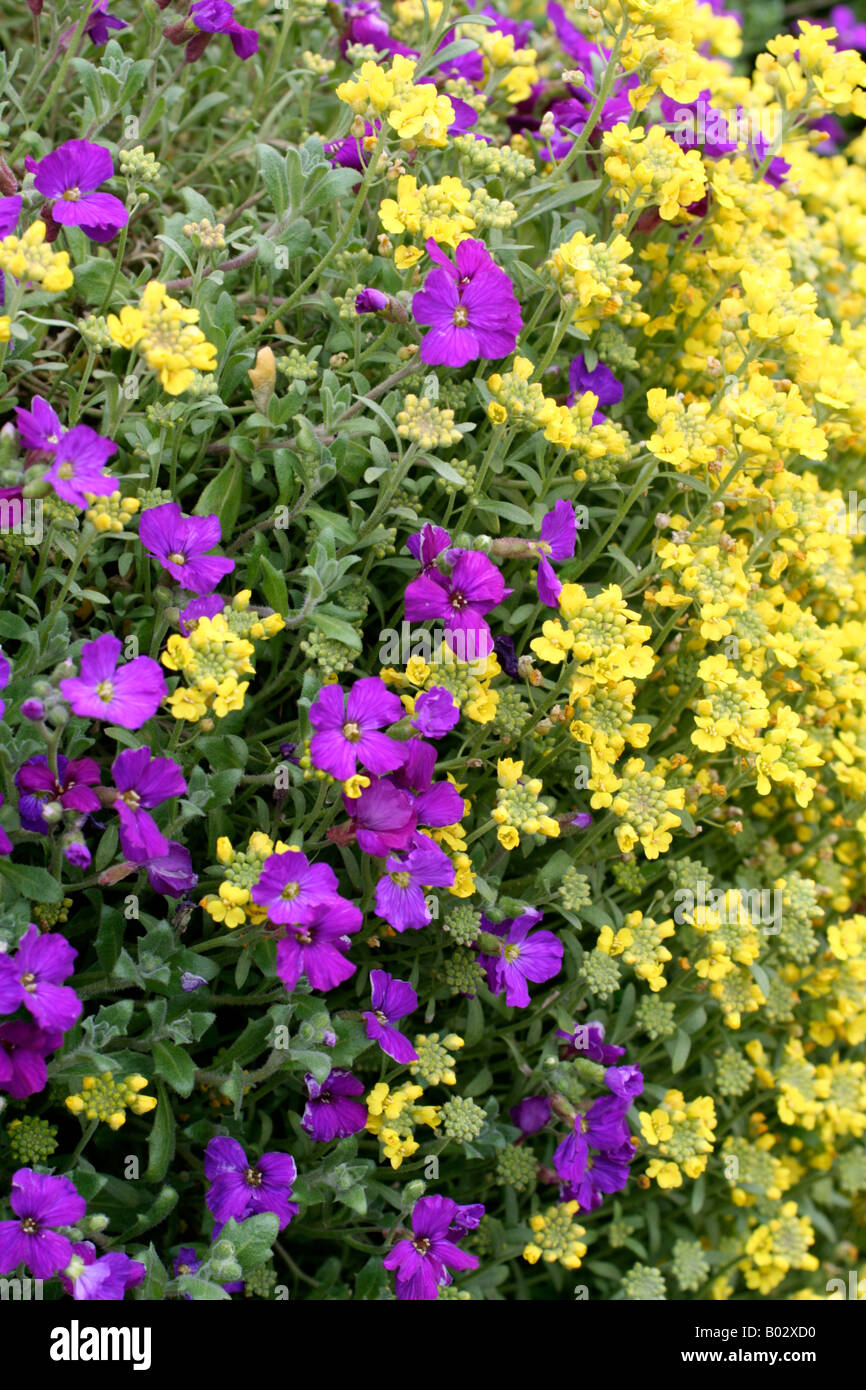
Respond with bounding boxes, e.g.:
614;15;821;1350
412;237;522;368
411;686;460;739
0;1169;86;1279
383;1195;480;1301
60;1243;145;1301
604;1063;644;1103
15;395;64;452
25;140;128;244
391;739;466;829
355;287;389;314
0;1021;63;1099
178;593;225;635
510;1095;551;1135
828;4;866;51
0;796;11;857
583;1094;632;1150
60;633;167;730
375;841;455;931
166;0;259;62
407;523;451;571
534;499;577;607
0;195;22;239
0;646;9;720
553;1114;589;1184
309;677;406;782
478;909;563;1009
562;1139;635;1212
59;0;128;48
140;841;198;898
344;778;417;857
251;849;348;925
556;1019;625;1065
301;1069;367;1141
275;900;362;994
43;425;117;509
404;547;506;661
111;747;187;862
567;354;623;415
139;503;235;596
172;1245;242;1297
0;926;81;1032
204;1137;298;1237
363;969;418;1064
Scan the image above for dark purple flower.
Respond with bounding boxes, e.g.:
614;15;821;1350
355;288;389;314
176;0;259;61
325;121;377;171
391;741;466;829
139;503;235;595
0;796;10;857
301;1069;367;1141
25;140;127;243
344;778;417;857
275;901;362;993
412;238;522;368
174;1246;201;1277
407;523;451;571
383;1195;479;1300
375;841;454;930
0;195;21;239
404;547;506;661
0;648;9;720
62;832;91;870
478;909;563;1008
0;1169;86;1279
567;354;623;415
604;1064;644;1102
562;1140;635;1210
554;1114;589;1184
556;1019;625;1065
0;1021;62;1098
571;812;593;829
111;746;187;862
141;841;198;898
363;969;418;1063
510;1095;551;1134
309;677;406;781
83;0;129;45
20;699;45;722
583;1094;632;1150
42;425;117;508
411;686;459;739
14;754;101;834
493;633;520;678
60;633;167;730
535;499;577;606
15;395;64;451
60;1242;145;1300
204;1137;298;1236
0;925;81;1032
251;849;348;925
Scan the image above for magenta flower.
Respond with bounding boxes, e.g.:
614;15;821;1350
478;909;563;1008
179;593;225;634
25;140;128;243
411;686;460;739
392;739;466;829
0;797;10;857
111;747;187;862
14;754;101;834
404;547;506;660
204;1137;298;1237
412;238;522;368
0;1169;86;1279
275;900;362;993
59;0;128;48
42;425;117;508
407;523;451;571
139;503;235;595
0;195;22;239
355;288;388;314
301;1069;367;1141
343;779;417;857
309;677;406;781
0;1021;63;1099
0;926;81;1032
166;0;259;62
553;1115;589;1184
15;395;64;451
363;969;418;1063
557;1019;625;1065
60;633;167;730
383;1195;479;1300
251;849;347;925
60;1243;145;1300
567;354;623;414
534;499;577;607
375;841;455;931
141;841;198;898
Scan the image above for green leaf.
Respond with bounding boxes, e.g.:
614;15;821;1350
153;1040;197;1097
177;1275;232;1301
671;1028;691;1074
259;554;289;616
144;1081;176;1183
257;144;290;217
220;1213;280;1274
310;612;362;652
0;860;62;902
194;457;243;538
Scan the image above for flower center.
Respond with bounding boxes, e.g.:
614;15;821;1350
375;1010;388;1024
243;1165;263;1188
280;881;300;900
19;971;37;992
450;591;467;610
297;929;312;945
57;462;74;479
342;721;362;742
413;1237;431;1254
391;871;411;888
120;790;141;809
504;943;521;963
61;187;81;201
453;306;469;327
167;551;186;565
96;680;114;703
20;1217;39;1234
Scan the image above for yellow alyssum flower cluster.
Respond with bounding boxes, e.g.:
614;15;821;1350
337;53;454;148
365;1081;442;1168
66;1073;157;1130
639;1089;717;1187
107;280;217;395
0;220;73;294
162;591;284;722
603;123;708;222
491;757;559;851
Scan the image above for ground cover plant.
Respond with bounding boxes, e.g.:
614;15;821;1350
0;0;865;1304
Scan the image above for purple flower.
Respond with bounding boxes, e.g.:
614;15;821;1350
535;499;577;606
562;1140;635;1211
478;910;563;1008
567;354;623;415
42;425;117;508
355;288;389;314
412;238;522;368
62;832;91;870
167;0;258;61
0;648;9;720
179;593;225;635
0;1169;86;1279
25;140;127;244
309;677;406;781
180;972;207;993
83;0;128;45
174;1247;201;1277
325;121;377;172
375;841;455;931
204;1137;298;1236
111;747;187;862
251;849;347;925
828;5;866;51
0;1021;62;1098
510;1095;551;1134
0;926;81;1032
15;755;100;835
383;1195;479;1300
301;1069;367;1141
344;778;417;857
407;523;451;571
493;633;520;678
553;1115;589;1184
0;797;10;857
60;633;167;730
141;841;198;898
275;901;362;993
556;1019;625;1065
363;969;418;1063
404;548;506;660
604;1064;644;1102
411;686;460;739
571;811;593;829
15;395;64;451
0;195;21;239
20;699;45;722
60;1243;145;1300
139;503;235;595
583;1094;631;1150
392;741;466;829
